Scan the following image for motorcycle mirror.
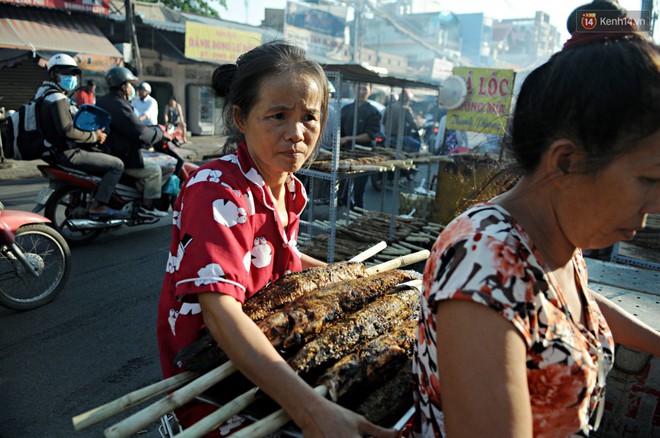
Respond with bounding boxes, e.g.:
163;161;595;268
74;104;112;132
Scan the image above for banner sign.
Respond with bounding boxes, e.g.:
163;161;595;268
446;67;515;135
184;22;262;64
284;0;346;59
0;0;110;15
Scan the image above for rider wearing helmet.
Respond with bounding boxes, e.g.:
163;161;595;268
132;81;159;126
96;67;170;218
38;53;125;218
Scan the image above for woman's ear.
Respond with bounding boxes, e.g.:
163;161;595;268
233;105;245;133
545;139;578;186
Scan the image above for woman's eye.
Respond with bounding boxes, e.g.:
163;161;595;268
640;177;660;185
304;114;318;122
272;113;285;120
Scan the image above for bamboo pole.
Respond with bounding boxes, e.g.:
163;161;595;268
174;387;262;438
366;249;429;276
230;386;329;438
72;371;199;431
104;362;237;438
349;241;387;262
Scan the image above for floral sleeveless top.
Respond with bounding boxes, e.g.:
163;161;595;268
413;204;614;437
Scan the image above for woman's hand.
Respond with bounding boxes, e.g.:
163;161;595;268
297;397;397;438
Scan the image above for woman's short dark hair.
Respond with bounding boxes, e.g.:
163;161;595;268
509;34;660;174
211;40;329;161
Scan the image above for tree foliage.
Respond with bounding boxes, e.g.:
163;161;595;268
140;0;227;19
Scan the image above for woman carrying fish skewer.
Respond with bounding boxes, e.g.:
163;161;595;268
157;40;397;438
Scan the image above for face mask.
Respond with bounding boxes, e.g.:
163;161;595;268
59;75;78;91
127;85;136;102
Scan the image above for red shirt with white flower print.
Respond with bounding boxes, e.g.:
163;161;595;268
413;204;614;438
156;142;307;430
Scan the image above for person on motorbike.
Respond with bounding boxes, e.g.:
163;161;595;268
382;89;421;153
38;53;125;218
132;82;159;126
96;67;171;219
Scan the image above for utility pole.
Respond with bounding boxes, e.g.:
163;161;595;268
124;0;142;75
352;1;362;63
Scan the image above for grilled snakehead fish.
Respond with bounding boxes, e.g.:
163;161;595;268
317;318;416;402
243;261;369;321
287;286;419;373
260;269;416;352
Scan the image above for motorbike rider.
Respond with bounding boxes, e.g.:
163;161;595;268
132;82;159;126
38;53;125;218
97;67;171;219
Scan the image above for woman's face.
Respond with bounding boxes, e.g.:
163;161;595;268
235;72;323;182
560;129;660;249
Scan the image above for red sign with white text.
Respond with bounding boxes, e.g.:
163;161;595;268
0;0;110;15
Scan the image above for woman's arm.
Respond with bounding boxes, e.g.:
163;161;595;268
163;105;170;124
436;300;533;438
591;290;660;356
301;253;326;269
199;293;396;438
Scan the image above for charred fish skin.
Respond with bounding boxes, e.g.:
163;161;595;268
354;358;414;427
259;270;416;352
288;287;420;374
317;320;416;402
243;261;368;321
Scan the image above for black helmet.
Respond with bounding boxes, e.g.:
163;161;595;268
105;67;138;88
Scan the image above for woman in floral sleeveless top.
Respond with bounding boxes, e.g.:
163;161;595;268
414;7;660;437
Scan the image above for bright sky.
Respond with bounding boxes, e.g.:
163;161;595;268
218;0;646;43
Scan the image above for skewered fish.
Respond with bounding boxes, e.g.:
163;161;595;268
260;269;416;352
355;358;414;427
288;286;419;373
243;261;369;321
317;319;416;402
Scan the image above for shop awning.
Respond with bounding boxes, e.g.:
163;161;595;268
0;7;122;72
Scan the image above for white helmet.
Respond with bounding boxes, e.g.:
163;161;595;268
47;53;81;74
138;82;151;93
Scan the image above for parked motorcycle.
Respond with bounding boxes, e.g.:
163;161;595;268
33;105;199;245
0;201;71;310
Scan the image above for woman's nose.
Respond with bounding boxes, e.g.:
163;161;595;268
286;121;304;143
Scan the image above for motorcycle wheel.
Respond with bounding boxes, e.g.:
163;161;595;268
0;224;71;310
44;185;103;246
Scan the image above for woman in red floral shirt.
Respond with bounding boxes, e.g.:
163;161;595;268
413;8;660;438
157;41;397;438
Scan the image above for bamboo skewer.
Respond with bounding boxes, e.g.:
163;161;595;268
349;241;387;262
104;361;238;438
72;371;199;432
79;251;429;437
366;249;429;275
175;387;262;438
230;385;329;438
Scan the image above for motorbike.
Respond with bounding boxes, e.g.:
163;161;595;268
33;105;199;246
0;201;71;310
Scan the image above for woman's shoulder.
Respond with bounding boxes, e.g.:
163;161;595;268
446;203;518;241
183;156;246;193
